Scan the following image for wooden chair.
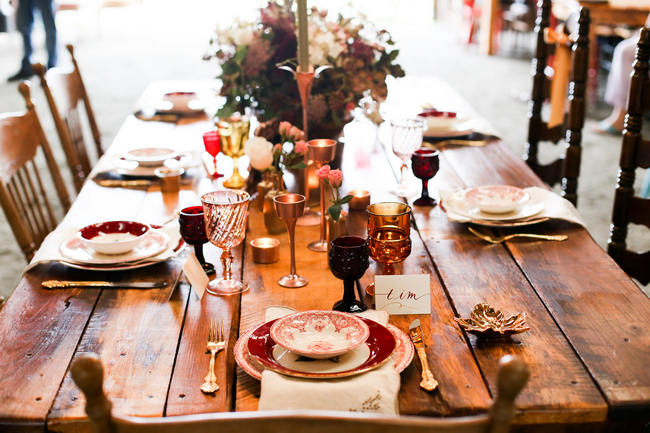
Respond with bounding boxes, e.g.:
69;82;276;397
0;82;72;261
524;0;590;206
71;353;528;433
33;44;103;192
608;27;650;285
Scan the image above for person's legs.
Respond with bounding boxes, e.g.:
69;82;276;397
35;0;58;68
597;33;639;134
17;0;35;72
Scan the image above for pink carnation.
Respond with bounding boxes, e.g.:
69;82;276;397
317;164;331;180
294;140;307;154
278;121;292;136
273;143;283;154
289;126;305;141
328;169;343;187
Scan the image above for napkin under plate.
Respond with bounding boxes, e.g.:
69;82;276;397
258;307;401;415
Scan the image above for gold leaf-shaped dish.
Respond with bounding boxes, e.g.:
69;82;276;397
455;303;530;337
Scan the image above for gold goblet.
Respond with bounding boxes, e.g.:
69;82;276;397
218;116;250;189
366;202;412;295
274;193;308;288
201;190;250;295
306;139;337;252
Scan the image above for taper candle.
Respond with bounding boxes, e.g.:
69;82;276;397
297;0;309;72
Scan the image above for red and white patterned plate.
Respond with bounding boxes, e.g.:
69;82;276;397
59;230;169;265
270;310;370;359
235;319;412;380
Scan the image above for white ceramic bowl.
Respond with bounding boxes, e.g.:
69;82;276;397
124;147;177;167
78;221;150;255
163;91;197;110
464;185;530;214
270;310;370;359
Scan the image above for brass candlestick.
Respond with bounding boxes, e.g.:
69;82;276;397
274;193;308;288
306;139;337;252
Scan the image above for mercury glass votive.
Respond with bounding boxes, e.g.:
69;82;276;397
349;190;371;211
250;237;280;264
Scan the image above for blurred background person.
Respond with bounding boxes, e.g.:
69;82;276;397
7;0;58;82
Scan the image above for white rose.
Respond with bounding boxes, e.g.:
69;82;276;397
310;45;326;66
232;27;254;46
244;136;274;170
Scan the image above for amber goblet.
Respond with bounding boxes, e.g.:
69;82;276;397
328;236;369;313
366;202;412;295
218;116;250;189
273;193;308;288
201;190;250;295
179;206;215;275
411;148;440;207
306;139;337;252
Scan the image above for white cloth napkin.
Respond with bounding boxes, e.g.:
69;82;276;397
257;307;401;415
441;186;585;227
25;221;182;272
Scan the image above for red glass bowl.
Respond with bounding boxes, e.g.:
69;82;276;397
78;220;150;255
248;317;395;379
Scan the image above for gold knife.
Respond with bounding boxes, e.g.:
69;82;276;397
96;179;152;188
409;319;439;392
42;280;168;289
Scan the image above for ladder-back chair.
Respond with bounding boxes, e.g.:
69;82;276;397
33;44;103;192
524;0;590;206
71;353;528;433
608;27;650;285
0;83;72;261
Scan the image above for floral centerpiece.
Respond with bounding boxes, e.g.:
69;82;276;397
245;121;307;174
206;1;405;138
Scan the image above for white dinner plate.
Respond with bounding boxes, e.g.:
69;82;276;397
113;151;199;177
444;188;544;222
59;230;169;265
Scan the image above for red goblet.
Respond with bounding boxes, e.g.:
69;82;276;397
328;236;369;313
411;148;439;207
202;131;223;178
179;206;215;275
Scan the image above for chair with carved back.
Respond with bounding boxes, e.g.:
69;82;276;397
524;0;590;206
33;44;103;192
71;353;528;433
0;82;72;261
608;27;650;285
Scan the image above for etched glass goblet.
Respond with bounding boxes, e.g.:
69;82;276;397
390;118;424;197
218;116;250;189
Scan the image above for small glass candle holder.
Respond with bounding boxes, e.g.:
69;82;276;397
250;237;280;264
349;190;371;211
154;166;185;193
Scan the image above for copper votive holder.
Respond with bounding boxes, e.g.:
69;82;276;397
250;237;280;264
349;190;371;211
154;166;185;193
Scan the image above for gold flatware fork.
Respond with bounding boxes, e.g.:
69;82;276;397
468;227;568;244
200;319;225;394
409;319;438;392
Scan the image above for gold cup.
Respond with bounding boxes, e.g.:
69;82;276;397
273;193;308;288
306;139;337;252
218;116;250;189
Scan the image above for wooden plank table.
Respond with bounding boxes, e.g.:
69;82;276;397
0;79;648;433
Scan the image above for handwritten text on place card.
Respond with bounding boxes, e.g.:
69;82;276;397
374;274;431;315
183;252;209;300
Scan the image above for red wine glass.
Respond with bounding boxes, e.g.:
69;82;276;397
411;148;439;207
179;206;215;275
202;131;223;178
328;236;369;313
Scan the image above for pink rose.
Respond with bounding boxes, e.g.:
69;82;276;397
328;169;343;188
278;121;291;136
289;126;304;141
294;140;307;155
273;143;283;154
317;164;331;180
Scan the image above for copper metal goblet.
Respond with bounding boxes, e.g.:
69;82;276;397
201;190;250;295
273;193;308;288
306;139;337;252
366;202;412;295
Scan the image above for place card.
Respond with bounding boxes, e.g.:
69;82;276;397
183;252;209;300
374;274;431;315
